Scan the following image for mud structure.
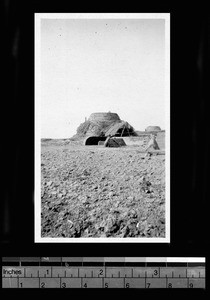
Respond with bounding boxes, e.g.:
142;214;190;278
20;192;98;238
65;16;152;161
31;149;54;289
75;112;136;140
145;126;161;132
73;112;165;149
88;112;120;124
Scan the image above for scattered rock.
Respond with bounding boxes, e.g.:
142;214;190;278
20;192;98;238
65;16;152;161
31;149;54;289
41;143;165;238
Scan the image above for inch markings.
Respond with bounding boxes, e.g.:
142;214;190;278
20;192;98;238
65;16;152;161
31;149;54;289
2;258;205;289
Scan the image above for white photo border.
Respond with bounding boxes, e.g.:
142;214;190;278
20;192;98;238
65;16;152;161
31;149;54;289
35;12;170;243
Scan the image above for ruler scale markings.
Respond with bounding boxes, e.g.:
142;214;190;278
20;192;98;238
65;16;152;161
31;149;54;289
2;258;205;289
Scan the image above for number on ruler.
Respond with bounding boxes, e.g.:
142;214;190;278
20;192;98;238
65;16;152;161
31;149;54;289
189;283;193;288
41;282;45;288
62;282;66;288
147;282;151;288
105;282;108;288
168;283;172;288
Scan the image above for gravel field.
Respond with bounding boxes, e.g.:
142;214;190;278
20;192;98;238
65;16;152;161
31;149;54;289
41;142;165;238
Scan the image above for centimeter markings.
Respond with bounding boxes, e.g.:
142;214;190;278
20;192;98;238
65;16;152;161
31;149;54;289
2;276;205;289
2;257;205;289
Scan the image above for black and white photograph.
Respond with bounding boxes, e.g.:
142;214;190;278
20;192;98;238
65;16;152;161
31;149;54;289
1;1;209;292
35;13;170;242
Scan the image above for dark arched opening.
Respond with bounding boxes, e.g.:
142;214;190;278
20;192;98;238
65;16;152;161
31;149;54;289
84;136;107;145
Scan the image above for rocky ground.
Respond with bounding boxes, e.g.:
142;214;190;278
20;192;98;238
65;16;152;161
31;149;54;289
41;140;165;238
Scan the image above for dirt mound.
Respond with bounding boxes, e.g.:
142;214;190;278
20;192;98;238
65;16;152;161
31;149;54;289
76;112;121;137
89;112;120;123
75;112;137;139
76;120;109;137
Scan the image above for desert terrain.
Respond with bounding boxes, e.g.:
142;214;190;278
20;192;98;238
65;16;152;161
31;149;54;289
41;140;165;238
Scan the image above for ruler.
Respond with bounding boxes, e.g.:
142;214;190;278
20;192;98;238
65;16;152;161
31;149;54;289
2;257;205;289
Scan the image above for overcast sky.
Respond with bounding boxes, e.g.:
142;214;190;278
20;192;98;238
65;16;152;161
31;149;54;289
38;16;167;138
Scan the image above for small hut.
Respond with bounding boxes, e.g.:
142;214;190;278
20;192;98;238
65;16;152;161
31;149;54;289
104;136;126;147
145;126;161;132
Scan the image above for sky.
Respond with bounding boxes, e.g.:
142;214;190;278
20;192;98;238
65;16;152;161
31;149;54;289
38;16;168;138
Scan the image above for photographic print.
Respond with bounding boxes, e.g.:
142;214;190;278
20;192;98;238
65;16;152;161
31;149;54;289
35;13;170;242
